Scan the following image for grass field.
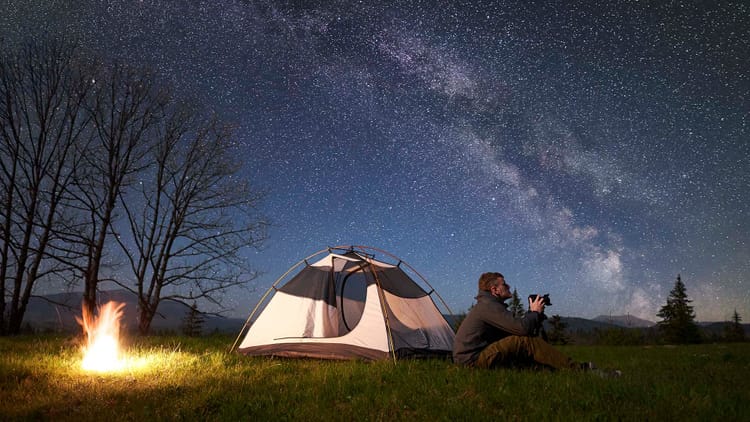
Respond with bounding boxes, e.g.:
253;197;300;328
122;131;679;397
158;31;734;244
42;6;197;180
1;335;748;421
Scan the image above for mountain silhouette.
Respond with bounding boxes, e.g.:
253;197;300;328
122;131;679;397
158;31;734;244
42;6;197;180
11;290;244;334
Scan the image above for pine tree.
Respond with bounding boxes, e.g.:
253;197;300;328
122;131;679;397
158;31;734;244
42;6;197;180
656;275;701;344
181;301;205;337
547;314;570;345
723;309;745;342
509;288;525;318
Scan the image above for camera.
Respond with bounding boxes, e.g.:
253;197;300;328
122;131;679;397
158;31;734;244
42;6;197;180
528;293;552;307
528;294;552;331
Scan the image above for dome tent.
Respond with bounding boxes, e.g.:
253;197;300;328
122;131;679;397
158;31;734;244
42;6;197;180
233;246;456;361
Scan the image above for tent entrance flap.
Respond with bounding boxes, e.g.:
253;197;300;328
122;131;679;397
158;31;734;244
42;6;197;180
339;268;367;333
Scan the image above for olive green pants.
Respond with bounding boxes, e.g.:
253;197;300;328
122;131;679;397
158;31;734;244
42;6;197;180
475;335;578;370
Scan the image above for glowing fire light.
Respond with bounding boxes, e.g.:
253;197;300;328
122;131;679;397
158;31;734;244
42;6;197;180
78;301;126;372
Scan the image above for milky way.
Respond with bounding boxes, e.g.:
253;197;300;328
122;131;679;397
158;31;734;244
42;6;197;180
3;0;748;320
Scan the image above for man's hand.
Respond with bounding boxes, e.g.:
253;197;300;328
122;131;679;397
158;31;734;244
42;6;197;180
529;294;546;313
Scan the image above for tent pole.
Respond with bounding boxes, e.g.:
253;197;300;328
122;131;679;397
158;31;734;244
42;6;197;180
367;264;398;364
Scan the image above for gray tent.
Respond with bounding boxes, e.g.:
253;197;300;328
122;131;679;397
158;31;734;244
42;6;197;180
233;246;455;361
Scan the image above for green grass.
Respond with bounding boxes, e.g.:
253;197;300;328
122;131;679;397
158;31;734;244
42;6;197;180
1;335;748;421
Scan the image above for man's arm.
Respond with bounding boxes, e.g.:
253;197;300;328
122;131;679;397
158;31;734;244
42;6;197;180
482;301;542;336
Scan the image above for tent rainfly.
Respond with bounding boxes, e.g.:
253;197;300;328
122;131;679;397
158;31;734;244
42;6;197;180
233;246;456;361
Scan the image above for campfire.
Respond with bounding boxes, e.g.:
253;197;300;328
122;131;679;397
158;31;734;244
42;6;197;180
78;301;126;372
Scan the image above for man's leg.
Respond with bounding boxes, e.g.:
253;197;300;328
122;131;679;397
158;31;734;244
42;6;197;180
476;335;579;370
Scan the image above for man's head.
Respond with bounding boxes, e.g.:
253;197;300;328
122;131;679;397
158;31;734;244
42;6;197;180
478;272;512;300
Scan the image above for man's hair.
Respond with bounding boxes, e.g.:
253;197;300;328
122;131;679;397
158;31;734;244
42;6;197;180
478;272;504;291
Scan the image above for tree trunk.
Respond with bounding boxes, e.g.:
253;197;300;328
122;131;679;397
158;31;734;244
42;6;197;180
137;301;157;336
83;262;100;318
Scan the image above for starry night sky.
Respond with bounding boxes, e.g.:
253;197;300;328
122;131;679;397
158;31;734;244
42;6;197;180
3;0;748;321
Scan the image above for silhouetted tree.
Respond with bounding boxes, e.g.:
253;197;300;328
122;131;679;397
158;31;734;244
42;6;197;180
546;314;569;345
67;62;168;317
656;275;701;344
0;37;268;336
181;301;205;337
509;288;525;318
114;104;267;335
0;37;93;335
723;309;745;342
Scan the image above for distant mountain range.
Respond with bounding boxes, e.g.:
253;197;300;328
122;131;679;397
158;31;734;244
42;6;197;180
551;316;628;332
9;290;245;335
592;314;656;328
9;290;748;337
556;315;750;337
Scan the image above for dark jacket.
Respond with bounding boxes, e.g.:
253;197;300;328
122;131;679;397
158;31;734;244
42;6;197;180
452;290;542;365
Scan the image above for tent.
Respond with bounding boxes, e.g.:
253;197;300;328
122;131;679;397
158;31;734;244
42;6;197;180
233;246;456;361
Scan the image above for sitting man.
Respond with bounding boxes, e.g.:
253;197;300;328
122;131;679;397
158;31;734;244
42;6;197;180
453;272;600;371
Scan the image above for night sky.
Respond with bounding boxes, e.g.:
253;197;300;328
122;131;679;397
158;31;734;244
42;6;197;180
3;0;748;321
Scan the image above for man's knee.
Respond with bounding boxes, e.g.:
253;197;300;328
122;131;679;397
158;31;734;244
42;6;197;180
504;335;535;351
505;335;541;352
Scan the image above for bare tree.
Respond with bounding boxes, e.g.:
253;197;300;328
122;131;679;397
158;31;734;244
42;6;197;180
0;38;266;335
114;104;266;334
0;37;93;334
65;62;167;317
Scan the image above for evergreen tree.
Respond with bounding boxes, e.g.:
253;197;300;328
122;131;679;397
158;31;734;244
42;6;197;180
509;288;525;318
547;314;570;345
656;275;701;344
181;301;205;337
723;309;745;342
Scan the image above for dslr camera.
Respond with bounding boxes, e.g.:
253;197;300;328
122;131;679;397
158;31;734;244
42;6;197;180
528;294;552;338
528;293;552;307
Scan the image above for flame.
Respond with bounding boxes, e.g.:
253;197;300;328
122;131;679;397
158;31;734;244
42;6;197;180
78;301;126;372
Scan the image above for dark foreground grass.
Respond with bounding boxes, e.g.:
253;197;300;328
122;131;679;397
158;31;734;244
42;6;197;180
1;335;748;421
